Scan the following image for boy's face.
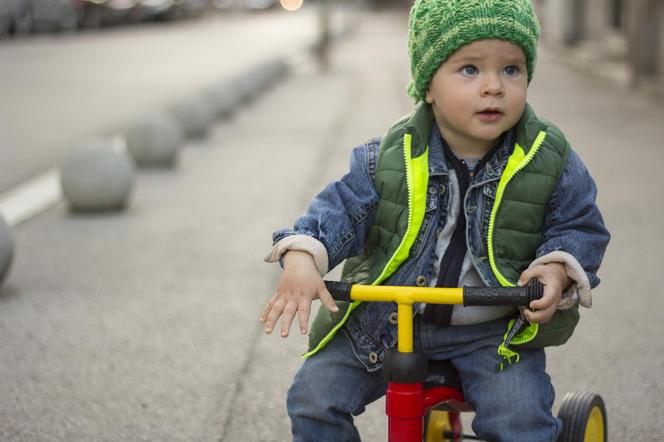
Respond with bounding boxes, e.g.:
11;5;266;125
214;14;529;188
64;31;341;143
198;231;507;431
425;39;528;157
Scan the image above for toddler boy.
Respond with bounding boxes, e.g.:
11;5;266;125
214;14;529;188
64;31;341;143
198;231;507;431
262;1;610;440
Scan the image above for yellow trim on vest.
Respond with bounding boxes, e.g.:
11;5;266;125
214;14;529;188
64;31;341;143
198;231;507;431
487;131;547;353
302;300;362;359
487;131;547;287
303;132;430;359
372;132;429;286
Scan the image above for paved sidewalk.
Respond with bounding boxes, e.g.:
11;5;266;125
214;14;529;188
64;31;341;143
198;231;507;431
219;10;412;442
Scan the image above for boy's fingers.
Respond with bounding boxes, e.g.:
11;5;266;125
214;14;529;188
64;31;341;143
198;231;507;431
297;300;311;335
529;292;551;311
318;284;339;313
526;287;557;323
518;267;540;287
260;293;279;322
263;298;285;334
280;301;298;338
523;305;554;324
517;271;532;287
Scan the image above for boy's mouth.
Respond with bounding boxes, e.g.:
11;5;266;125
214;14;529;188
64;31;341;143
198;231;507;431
476;108;504;122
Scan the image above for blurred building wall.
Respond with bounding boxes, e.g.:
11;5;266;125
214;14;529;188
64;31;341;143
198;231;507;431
536;0;664;93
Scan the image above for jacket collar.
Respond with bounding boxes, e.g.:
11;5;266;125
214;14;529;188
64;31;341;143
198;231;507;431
426;113;515;180
401;102;543;179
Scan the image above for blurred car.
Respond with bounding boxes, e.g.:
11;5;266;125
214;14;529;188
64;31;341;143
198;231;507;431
78;0;105;28
76;0;145;27
0;0;81;35
242;0;274;11
211;0;234;10
100;0;140;24
135;0;172;21
167;0;205;19
2;0;34;35
31;0;80;32
1;0;11;35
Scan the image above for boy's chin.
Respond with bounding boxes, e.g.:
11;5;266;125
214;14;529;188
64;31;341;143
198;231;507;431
472;129;507;143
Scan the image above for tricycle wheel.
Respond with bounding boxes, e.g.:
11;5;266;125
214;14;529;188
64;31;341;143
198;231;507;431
424;410;458;442
557;392;607;442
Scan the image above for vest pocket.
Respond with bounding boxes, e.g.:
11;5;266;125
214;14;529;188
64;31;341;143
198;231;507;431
516;307;580;349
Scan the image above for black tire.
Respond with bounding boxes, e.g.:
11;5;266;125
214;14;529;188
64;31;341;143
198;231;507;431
557;392;607;442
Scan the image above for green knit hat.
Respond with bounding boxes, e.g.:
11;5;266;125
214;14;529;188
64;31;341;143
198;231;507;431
407;0;540;102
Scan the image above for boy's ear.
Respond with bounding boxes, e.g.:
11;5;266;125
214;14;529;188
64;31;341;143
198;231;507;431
425;88;434;104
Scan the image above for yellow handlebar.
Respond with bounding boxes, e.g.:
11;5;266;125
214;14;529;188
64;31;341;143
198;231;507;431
323;280;543;354
349;284;464;353
348;284;464;305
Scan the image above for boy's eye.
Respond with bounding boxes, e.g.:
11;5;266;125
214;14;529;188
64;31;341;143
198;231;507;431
504;65;520;75
460;65;478;76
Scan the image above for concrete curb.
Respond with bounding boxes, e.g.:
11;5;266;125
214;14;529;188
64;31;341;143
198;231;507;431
0;214;13;287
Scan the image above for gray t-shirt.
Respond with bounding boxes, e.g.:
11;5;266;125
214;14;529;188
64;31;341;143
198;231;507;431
427;165;516;325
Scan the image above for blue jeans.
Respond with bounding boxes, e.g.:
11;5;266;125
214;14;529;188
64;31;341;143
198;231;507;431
287;316;562;442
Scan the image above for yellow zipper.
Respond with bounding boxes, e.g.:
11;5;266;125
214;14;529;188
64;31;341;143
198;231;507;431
372;131;415;286
487;130;547;287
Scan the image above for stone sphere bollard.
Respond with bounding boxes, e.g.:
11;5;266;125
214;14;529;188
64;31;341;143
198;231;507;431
125;113;184;168
206;85;240;119
60;140;136;212
253;59;290;92
268;59;289;82
231;72;261;104
170;96;214;139
0;215;14;287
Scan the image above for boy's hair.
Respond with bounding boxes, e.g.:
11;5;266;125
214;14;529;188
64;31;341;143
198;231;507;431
406;0;540;103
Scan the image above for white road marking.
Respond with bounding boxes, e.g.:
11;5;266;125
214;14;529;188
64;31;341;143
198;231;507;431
0;169;62;227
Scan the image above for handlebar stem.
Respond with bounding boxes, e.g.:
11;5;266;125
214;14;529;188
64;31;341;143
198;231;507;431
398;303;414;353
349;285;464;353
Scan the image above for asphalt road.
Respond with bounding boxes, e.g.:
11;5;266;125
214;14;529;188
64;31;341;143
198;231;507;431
2;6;664;442
0;7;320;192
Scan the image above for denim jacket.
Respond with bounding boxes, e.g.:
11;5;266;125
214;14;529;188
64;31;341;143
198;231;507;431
271;120;610;372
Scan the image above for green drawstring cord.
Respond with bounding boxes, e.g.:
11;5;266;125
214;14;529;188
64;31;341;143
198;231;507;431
497;343;521;371
496;314;526;371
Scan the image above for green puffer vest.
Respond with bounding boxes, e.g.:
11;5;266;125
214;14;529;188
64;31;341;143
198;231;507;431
306;103;578;359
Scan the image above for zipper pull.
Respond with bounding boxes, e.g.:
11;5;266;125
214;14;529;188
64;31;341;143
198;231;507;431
496;311;526;371
503;312;526;348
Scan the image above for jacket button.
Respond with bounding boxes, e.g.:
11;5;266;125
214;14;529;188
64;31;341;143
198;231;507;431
439;184;446;195
428;186;436;194
416;275;427;287
389;312;398;325
368;352;379;364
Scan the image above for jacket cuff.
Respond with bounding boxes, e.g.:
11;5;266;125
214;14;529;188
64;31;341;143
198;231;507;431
264;234;329;276
529;251;592;309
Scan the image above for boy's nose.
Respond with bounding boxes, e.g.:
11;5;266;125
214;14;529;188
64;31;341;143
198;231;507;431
481;75;504;96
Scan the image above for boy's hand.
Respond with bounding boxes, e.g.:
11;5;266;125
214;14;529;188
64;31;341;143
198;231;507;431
518;263;571;324
260;250;339;338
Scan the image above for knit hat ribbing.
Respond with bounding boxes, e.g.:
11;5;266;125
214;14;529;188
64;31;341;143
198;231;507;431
407;0;540;103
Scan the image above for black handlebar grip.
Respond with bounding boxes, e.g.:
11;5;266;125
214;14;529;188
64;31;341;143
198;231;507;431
463;278;544;307
324;281;353;302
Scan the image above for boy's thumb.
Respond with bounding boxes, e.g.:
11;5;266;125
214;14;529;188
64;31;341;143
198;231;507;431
517;269;531;286
318;283;339;313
